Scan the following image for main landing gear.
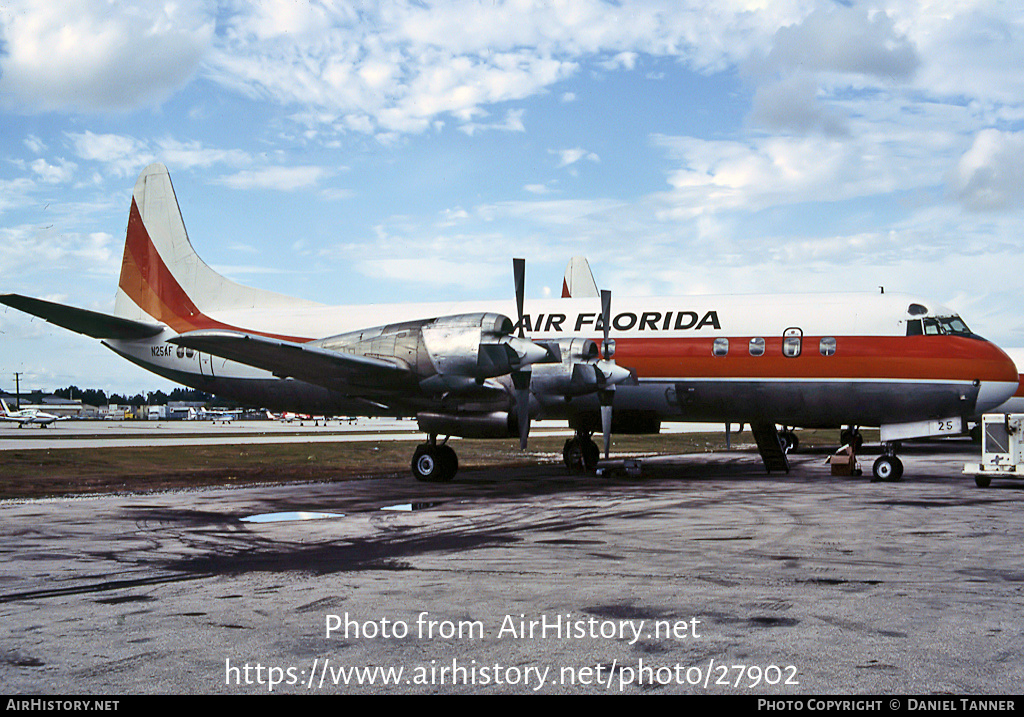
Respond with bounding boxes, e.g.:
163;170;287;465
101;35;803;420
411;435;458;482
778;428;799;454
563;432;600;472
840;427;865;451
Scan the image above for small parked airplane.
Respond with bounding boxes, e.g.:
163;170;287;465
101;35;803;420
0;399;61;427
198;408;237;423
1;164;1017;481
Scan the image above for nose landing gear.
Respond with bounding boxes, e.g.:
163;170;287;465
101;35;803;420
871;443;903;482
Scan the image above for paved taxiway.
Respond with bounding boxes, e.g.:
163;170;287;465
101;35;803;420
0;418;708;451
1;443;1021;695
0;418;571;450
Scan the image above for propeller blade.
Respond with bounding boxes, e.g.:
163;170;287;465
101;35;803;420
511;362;532;449
514;257;526;338
599;288;615;458
600;289;611;353
512;257;531;448
513;370;531;450
600;398;613;459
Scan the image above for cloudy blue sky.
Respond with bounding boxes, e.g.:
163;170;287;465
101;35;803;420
1;0;1023;394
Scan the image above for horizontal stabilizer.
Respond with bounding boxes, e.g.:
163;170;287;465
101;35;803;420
0;293;164;340
170;330;411;389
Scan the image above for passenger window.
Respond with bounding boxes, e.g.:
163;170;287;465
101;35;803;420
749;337;765;356
782;328;802;358
713;338;729;357
819;337;837;356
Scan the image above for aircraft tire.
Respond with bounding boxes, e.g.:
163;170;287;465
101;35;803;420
974;475;991;488
582;437;600;472
871;455;903;482
563;438;584;471
436;444;458;481
563;436;600;472
411;444;455;482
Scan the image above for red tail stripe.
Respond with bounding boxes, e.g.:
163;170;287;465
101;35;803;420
120;198;310;342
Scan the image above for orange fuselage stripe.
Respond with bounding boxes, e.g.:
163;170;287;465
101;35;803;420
612;335;1017;384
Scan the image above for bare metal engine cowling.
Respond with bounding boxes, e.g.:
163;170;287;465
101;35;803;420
316;312;553;396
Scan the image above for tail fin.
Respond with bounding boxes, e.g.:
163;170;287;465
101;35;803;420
561;256;600;298
114;163;319;331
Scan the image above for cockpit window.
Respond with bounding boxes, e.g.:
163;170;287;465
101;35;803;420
940;316;972;335
921;315;973;337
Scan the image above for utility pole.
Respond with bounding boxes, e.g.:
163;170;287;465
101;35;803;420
13;372;22;409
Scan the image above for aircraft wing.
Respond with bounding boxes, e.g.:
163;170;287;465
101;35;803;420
0;294;164;340
170;330;414;391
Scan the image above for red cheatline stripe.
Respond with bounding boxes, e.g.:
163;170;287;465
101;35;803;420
612;335;1018;383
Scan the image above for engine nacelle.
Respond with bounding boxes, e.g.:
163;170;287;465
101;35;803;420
417;411;517;439
529;337;612;397
421;313;516;378
316;312;555;395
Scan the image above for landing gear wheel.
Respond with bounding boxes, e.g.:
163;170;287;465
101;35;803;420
412;445;440;482
779;430;799;454
974;475;991;488
871;455;903;482
563;438;583;471
563;435;601;473
435;444;458;481
411;443;457;482
581;437;600;472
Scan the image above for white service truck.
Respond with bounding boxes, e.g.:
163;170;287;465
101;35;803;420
963;413;1024;487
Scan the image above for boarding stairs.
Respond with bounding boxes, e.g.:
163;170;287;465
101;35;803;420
751;421;790;474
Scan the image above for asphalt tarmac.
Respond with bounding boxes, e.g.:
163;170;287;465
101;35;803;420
1;442;1022;695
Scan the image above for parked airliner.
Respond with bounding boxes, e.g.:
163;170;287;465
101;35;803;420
1;164;1016;481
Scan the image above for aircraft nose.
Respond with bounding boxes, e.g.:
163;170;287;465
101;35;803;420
975;344;1020;413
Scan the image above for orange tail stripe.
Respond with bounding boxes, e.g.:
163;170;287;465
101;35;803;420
120;198;310;342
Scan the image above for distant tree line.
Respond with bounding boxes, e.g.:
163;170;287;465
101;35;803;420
52;386;214;407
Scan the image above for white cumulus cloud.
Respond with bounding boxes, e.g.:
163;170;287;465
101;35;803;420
0;1;214;112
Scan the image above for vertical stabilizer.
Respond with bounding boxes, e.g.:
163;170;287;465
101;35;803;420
113;163;318;330
561;256;600;298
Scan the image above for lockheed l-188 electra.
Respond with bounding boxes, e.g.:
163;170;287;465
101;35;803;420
1;164;1016;482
